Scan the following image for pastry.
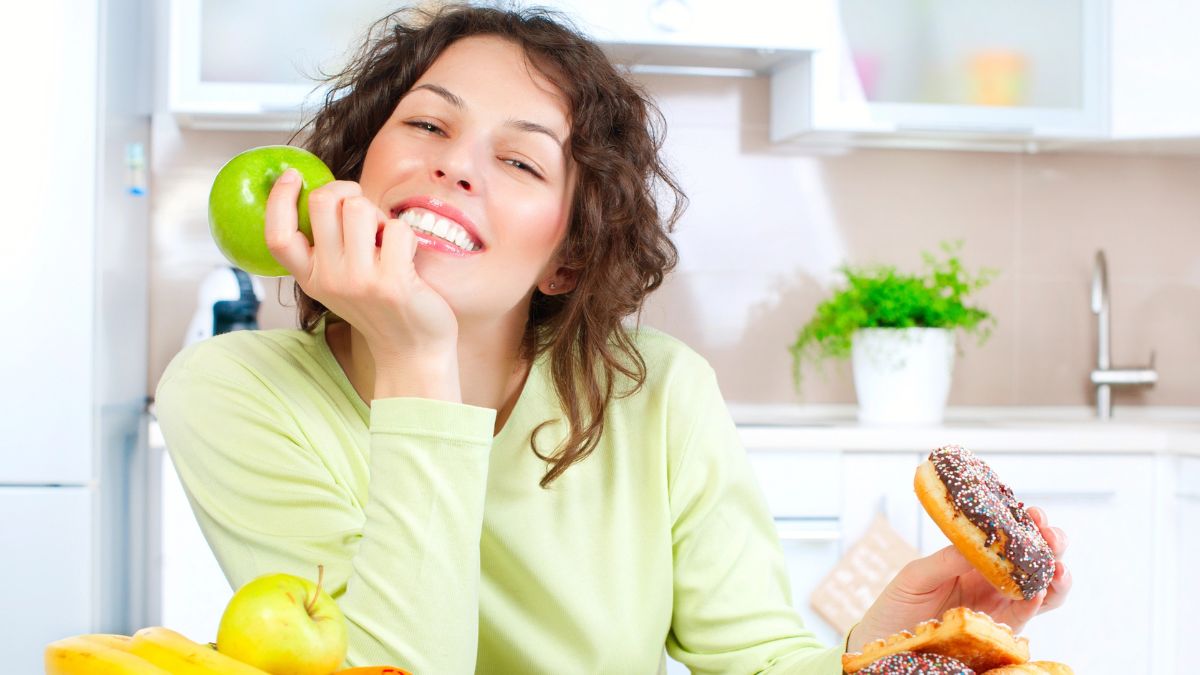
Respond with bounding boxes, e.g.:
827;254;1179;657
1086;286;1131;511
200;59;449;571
982;662;1073;674
842;607;1029;673
914;445;1055;600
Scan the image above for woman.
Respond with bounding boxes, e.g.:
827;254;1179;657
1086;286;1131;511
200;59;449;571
155;5;1070;673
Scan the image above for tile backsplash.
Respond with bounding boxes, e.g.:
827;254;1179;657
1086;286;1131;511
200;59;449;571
149;74;1200;407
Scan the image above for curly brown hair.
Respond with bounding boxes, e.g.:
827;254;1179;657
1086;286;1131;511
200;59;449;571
287;3;685;487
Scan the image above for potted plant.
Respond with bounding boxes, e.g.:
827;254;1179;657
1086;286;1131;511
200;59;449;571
790;242;997;425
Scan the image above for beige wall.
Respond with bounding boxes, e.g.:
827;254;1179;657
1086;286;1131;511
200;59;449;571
149;74;1200;407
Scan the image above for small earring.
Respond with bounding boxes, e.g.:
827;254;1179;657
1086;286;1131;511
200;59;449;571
549;282;557;290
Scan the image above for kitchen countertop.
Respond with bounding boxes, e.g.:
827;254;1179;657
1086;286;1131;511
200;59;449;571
727;404;1200;454
148;404;1200;455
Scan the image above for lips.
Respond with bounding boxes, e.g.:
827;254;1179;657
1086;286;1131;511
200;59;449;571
388;195;485;251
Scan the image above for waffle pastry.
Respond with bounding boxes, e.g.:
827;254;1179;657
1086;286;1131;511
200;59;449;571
842;607;1029;673
981;662;1073;674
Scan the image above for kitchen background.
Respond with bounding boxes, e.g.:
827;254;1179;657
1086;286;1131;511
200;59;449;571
7;0;1200;673
152;76;1200;407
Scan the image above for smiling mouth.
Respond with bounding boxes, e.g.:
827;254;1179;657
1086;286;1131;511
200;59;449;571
391;207;482;251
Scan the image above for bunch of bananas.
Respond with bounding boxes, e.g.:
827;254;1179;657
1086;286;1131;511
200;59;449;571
45;626;269;674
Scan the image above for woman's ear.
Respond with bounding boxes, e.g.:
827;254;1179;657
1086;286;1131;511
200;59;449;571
539;266;577;295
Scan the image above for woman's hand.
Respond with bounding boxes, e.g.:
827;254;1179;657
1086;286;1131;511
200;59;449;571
848;506;1072;652
264;168;461;399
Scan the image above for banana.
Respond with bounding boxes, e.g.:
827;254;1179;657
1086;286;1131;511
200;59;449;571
80;633;136;651
45;634;172;674
129;625;270;674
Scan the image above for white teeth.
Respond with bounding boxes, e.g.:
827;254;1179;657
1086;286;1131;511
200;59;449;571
419;211;437;232
394;207;480;251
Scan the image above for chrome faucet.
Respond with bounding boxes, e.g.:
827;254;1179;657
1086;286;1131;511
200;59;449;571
1090;250;1157;419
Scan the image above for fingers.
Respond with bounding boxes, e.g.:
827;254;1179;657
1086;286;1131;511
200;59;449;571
1025;505;1071;615
1039;561;1072;613
1027;506;1069;559
340;196;387;278
307;180;363;259
895;545;975;594
1015;589;1047;623
263;168;313;279
379;216;419;279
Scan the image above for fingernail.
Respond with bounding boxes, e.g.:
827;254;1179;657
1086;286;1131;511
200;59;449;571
278;168;299;184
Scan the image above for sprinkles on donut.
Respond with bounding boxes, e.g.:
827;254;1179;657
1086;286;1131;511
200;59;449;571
857;651;975;675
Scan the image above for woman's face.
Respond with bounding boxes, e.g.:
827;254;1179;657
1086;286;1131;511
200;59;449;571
358;35;575;323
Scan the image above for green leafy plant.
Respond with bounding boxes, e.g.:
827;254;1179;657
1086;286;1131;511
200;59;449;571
790;241;997;390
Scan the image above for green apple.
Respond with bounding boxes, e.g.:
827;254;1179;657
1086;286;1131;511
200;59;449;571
216;564;348;675
209;145;335;277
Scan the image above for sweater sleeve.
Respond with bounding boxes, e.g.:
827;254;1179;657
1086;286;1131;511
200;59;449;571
154;347;495;674
664;362;844;675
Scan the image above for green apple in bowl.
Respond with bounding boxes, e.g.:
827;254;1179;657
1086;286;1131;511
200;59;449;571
217;564;348;675
209;145;335;277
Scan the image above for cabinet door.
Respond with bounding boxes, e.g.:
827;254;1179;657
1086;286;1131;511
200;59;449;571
770;0;1107;146
158;444;233;643
167;0;404;128
918;453;1153;673
1177;457;1200;672
747;450;844;645
841;452;924;547
0;0;96;484
0;487;93;674
774;517;844;647
544;0;835;52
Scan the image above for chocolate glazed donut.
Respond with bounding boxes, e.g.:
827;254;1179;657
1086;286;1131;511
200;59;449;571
914;445;1055;600
858;651;975;675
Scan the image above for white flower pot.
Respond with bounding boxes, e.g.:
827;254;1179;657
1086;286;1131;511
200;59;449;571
851;327;955;425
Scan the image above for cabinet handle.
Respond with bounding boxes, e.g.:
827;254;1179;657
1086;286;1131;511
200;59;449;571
896;123;1036;135
1015;490;1116;501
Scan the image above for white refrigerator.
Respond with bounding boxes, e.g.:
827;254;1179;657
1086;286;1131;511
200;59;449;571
0;0;153;671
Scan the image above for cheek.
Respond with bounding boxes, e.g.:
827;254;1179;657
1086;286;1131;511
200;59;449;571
507;199;569;259
359;135;422;193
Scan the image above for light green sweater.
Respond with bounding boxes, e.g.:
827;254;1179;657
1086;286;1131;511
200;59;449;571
154;317;844;674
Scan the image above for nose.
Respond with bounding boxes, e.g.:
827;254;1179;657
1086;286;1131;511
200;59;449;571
432;140;477;193
433;168;471;192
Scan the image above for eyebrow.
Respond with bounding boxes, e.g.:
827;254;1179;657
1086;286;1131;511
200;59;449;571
408;83;565;148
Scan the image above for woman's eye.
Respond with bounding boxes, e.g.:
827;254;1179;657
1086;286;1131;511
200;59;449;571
504;158;542;179
405;120;444;135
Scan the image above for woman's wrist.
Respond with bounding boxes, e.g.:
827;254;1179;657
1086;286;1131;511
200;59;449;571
373;353;461;402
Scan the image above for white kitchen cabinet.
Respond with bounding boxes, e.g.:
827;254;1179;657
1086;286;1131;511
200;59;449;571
1176;456;1200;672
541;0;835;73
547;0;833;53
770;0;1200;152
164;0;836;130
156;437;232;643
840;452;924;549
919;453;1156;673
0;0;152;650
0;487;94;674
0;0;97;484
748;449;844;647
774;519;843;644
164;0;402;129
